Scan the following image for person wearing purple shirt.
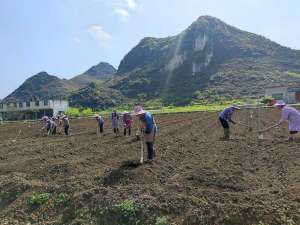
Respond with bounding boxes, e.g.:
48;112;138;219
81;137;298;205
219;105;240;139
262;100;300;141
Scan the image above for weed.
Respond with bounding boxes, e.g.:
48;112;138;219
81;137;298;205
28;193;50;206
97;200;144;225
55;193;67;204
156;216;168;225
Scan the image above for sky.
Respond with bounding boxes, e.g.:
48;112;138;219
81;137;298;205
0;0;300;99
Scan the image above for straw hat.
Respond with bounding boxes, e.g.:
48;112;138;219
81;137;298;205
232;105;241;110
133;106;146;115
274;100;286;107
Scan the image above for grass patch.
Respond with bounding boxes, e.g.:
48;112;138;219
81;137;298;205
67;99;258;117
286;71;300;78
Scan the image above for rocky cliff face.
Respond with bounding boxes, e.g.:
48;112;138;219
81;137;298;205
113;16;300;104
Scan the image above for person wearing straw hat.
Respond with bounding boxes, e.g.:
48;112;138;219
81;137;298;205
46;118;57;136
219;105;241;140
95;114;104;134
123;111;133;136
61;115;70;136
111;110;120;135
260;100;300;141
134;106;157;162
41;116;49;130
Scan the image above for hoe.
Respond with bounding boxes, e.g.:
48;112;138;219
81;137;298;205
237;121;253;132
140;133;144;164
12;129;22;143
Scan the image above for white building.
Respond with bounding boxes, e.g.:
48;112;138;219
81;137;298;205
0;100;69;121
265;85;300;104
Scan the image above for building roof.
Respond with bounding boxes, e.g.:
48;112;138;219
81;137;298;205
266;83;300;89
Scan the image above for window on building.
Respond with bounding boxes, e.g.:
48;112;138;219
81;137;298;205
35;101;39;106
272;93;284;100
13;103;17;108
0;104;3;109
19;102;23;108
26;102;30;107
44;100;48;106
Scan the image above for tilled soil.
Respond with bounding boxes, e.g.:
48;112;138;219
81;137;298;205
0;111;299;225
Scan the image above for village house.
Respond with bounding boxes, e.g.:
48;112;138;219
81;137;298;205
0;99;69;121
265;84;300;104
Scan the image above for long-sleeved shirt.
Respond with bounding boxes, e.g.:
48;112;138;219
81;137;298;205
96;116;104;125
123;113;133;127
111;112;119;120
280;106;300;131
62;117;70;127
219;107;235;123
141;112;156;134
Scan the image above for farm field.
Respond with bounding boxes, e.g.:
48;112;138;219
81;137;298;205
0;110;299;225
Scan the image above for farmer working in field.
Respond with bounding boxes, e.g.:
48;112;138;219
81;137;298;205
61;115;70;136
219;105;241;140
134;106;157;162
47;118;57;136
41;116;49;133
123;111;133;136
95;114;104;134
111;110;120;135
260;100;300;141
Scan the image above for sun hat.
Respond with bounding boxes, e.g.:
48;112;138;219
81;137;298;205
94;114;100;118
274;100;286;107
232;105;241;110
133;106;146;115
41;116;48;121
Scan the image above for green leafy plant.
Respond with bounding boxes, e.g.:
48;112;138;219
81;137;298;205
55;193;67;204
155;216;168;225
97;200;144;225
114;200;143;224
28;193;50;206
281;215;296;225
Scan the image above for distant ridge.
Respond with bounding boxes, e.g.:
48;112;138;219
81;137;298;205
4;16;300;107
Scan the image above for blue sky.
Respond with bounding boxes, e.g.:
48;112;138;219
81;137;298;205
1;0;300;99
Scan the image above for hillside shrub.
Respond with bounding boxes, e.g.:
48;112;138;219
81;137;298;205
81;108;93;117
65;107;80;117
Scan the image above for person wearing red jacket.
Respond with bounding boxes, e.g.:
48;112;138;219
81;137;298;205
123;111;133;136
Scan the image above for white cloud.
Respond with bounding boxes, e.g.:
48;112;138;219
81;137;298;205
115;8;130;21
88;25;112;46
126;0;137;9
73;37;81;44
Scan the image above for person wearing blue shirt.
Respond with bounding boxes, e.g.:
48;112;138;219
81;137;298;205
219;105;240;139
95;114;104;134
134;106;157;162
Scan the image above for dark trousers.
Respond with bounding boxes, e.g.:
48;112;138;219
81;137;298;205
52;127;57;135
99;124;104;133
146;142;156;160
124;127;131;136
219;117;229;128
64;125;69;136
114;128;119;134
